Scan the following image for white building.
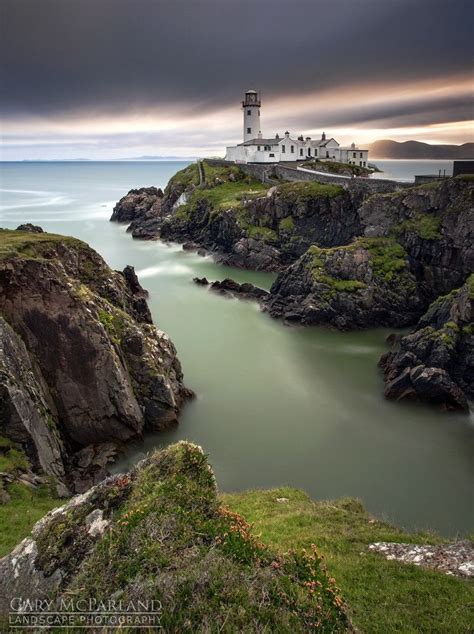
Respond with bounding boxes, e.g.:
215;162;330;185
225;90;369;167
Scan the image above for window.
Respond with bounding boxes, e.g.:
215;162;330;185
282;145;286;153
360;152;363;158
360;161;363;166
269;153;275;157
247;110;251;116
291;145;294;153
300;149;303;156
257;145;261;151
363;161;366;167
264;145;271;151
247;128;251;134
353;152;356;158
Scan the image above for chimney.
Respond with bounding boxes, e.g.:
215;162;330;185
285;131;290;138
322;132;326;141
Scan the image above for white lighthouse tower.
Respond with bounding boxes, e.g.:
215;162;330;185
242;90;261;143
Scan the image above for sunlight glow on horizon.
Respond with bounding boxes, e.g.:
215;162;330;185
1;73;473;159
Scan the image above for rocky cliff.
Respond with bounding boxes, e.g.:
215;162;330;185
111;165;473;411
0;442;349;632
379;275;473;411
266;178;473;328
111;162;367;271
0;228;192;493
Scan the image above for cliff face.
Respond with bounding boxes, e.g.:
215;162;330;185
0;228;192;492
0;442;349;632
265;239;423;329
379;276;473;411
267;178;473;329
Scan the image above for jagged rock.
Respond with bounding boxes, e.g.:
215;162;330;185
110;186;163;224
0;316;67;493
0;230;192;490
183;241;202;250
380;275;473;411
265;239;423;328
16;223;44;233
209;278;269;301
193;277;209;285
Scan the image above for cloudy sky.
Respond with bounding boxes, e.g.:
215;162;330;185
1;0;473;159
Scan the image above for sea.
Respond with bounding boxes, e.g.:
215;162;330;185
0;159;472;536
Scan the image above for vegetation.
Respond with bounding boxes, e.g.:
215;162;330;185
279;216;295;232
306;246;366;295
278;181;344;201
393;214;442;241
0;229;82;261
0;436;29;475
301;159;374;177
359;238;409;282
164;162;199;191
0;438;61;557
246;224;277;241
223;488;474;633
39;443;349;632
0;482;61;557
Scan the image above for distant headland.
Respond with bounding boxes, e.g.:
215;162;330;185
369;139;474;160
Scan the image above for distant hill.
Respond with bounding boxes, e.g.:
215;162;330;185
369;140;474;160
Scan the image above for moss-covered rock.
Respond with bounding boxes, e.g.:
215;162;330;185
265;238;421;329
0;443;349;632
380;275;473;410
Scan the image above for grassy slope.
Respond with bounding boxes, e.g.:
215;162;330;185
0;483;61;556
223;488;474;633
0;228;83;260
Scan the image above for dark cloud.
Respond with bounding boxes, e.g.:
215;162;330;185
1;0;473;121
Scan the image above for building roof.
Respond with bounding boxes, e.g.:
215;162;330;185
239;138;280;146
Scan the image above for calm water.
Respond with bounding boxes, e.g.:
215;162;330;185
1;161;473;536
371;159;453;182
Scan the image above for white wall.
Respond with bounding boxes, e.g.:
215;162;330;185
243;106;260;142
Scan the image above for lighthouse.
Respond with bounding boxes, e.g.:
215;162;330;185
242;90;261;143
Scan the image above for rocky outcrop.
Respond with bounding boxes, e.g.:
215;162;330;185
159;179;366;271
0;228;192;491
358;177;474;300
110;186;163;223
193;277;269;301
110;186;164;239
0;442;349;632
265;178;473;329
0;317;67;492
265;239;423;329
379;276;473;411
16;223;44;233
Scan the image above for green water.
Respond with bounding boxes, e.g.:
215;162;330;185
1;161;473;536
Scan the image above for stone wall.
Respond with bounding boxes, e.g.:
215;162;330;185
205;158;411;193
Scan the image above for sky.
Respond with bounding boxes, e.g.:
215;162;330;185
1;0;473;160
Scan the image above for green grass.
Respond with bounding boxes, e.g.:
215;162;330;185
278;181;344;201
165;162;200;189
41;444;348;632
0;482;61;556
0;229;82;261
246;224;277;241
223;488;474;633
359;238;409;282
301;159;373;177
307;245;366;292
393;214;442;241
198;179;268;209
279;216;295;232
